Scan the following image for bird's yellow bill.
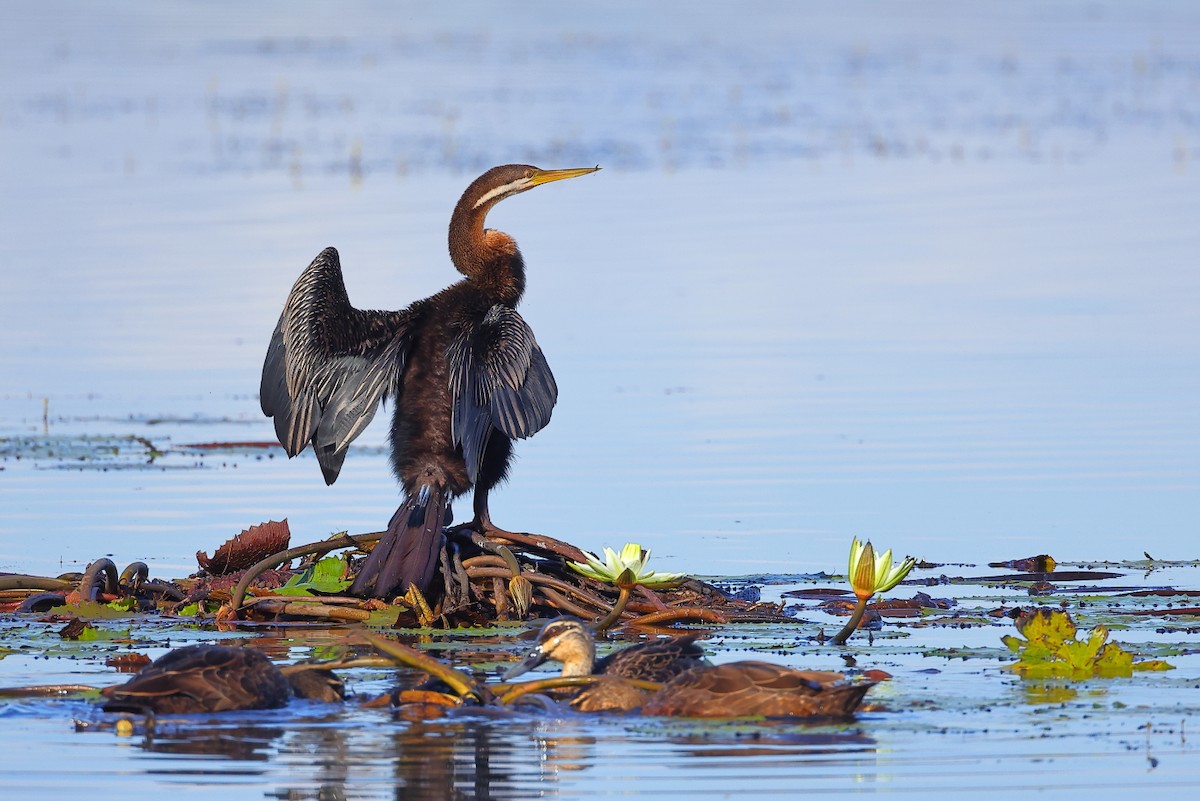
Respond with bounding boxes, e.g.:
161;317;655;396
529;166;601;186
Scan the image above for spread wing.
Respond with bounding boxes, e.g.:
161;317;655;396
447;304;557;484
260;247;415;484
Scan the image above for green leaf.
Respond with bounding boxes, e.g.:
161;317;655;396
276;555;351;595
1002;609;1173;680
46;600;138;620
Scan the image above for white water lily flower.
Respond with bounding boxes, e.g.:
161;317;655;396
568;542;684;588
848;536;916;600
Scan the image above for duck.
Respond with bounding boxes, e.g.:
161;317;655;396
502;616;708;712
505;617;873;718
503;617;706;682
100;644;344;714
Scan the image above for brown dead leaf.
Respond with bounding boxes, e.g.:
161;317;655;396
58;617;93;640
197;519;291;575
1126;606;1200;617
988;554;1056;572
105;653;152;672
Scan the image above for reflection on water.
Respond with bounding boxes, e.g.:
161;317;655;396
2;561;1200;800
55;697;1200;799
88;708;881;800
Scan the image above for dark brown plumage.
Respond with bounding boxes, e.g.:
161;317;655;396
261;165;598;599
641;662;872;719
100;645;294;714
283;666;347;703
506;618;873;718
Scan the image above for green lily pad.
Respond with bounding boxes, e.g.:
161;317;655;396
1002;609;1175;678
275;555;352;596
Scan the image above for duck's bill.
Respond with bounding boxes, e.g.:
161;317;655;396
502;646;548;680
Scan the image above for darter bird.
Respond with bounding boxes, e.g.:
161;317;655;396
260;165;599;599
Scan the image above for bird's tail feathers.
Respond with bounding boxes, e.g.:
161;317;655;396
348;488;451;599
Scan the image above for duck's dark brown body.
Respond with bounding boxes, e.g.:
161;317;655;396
594;633;707;682
100;645;290;714
506;618;874;718
261;166;597;599
642;662;872;718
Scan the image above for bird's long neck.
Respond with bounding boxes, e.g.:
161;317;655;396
448;200;526;306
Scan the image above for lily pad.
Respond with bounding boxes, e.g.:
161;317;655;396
274;555;353;596
1001;609;1175;678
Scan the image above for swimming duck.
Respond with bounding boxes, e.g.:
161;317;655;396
101;644;343;714
505;617;873;718
503;617;706;682
502;616;708;712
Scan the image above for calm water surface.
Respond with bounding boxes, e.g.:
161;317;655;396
2;1;1199;797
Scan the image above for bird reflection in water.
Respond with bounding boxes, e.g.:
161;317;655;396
86;701;878;799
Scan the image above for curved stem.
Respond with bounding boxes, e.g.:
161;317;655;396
228;530;383;612
482;530;590;563
357;632;488;703
537;586;604;618
496;675;663;706
0;576;71;592
79;558;119;601
624;607;728;627
468;533;521;576
119;562;149;592
591;585;632;634
464;567;614;612
830;595;871;645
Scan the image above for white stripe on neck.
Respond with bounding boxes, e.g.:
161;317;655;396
473;178;530;209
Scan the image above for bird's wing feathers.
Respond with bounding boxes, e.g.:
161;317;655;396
260;247;414;484
448;304;557;483
105;647;292;713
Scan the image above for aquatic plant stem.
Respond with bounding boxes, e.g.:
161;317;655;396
831;595;871;645
496;676;663;706
228;531;384;613
79;558;120;601
0;576;72;592
591;585;633;634
624;607;728;627
357;632;488;702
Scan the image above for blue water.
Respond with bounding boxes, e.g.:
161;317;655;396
3;3;1197;577
1;4;1200;796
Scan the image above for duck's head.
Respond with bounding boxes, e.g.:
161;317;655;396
504;617;597;679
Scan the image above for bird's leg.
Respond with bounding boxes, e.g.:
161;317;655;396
445;485;504;537
444;487;589;563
